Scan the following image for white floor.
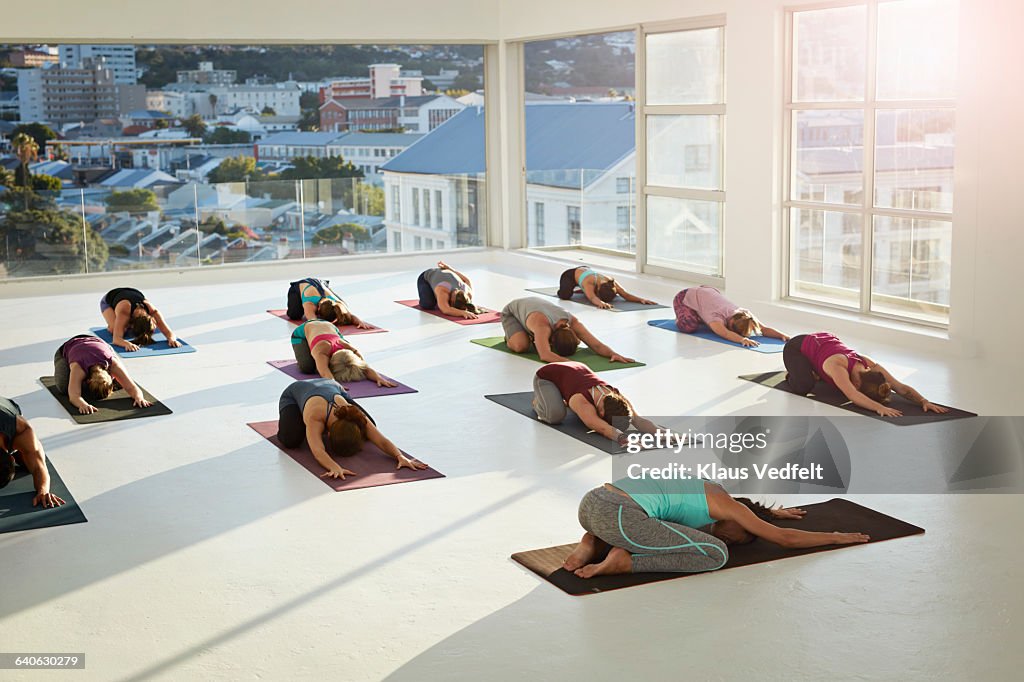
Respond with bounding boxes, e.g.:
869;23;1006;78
1;252;1022;681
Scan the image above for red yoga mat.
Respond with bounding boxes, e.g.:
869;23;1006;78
394;300;502;325
266;310;387;335
266;360;418;398
247;420;444;491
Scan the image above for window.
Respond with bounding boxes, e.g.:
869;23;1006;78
567;206;581;245
424;190;432;228
389;185;400;222
434;190;443;229
535;202;545;246
617;205;630;229
412;188;420;226
643;22;726;276
785;1;956;324
616;177;632;194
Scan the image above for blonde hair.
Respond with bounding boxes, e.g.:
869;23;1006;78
328;349;368;383
85;365;114;400
728;309;762;337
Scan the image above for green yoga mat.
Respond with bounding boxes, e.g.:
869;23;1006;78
0;460;87;534
39;376;172;424
470;337;645;371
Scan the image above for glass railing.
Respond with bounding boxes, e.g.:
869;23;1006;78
0;173;487;279
524;169;637;255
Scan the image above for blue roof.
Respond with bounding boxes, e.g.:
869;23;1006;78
258;131;345;146
332;132;424;147
382;103;635;177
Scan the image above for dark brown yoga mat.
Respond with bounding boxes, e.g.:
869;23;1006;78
266;309;387;335
247;420;444;491
739;371;977;425
525;286;667;312
39;376;172;424
0;460;87;534
395;300;502;325
512;498;924;595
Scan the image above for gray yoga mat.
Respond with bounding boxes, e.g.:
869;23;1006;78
39;376;172;424
525;286;667;312
0;460;87;534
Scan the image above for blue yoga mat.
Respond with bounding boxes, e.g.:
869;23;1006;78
647;319;785;353
90;327;196;357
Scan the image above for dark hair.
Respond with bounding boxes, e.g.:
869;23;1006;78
450;289;477;313
0;450;15;489
130;313;156;346
860;370;892;403
550;327;580;357
601;392;632;426
317;299;338;322
596;279;617;303
327;405;369;457
735;497;776;521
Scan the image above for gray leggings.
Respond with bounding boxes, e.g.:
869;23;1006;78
532;375;567;424
292;341;315;375
577;486;729;573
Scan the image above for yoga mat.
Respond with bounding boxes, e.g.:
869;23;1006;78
512;498;924;595
526;286;668;312
247;420;444;491
89;327;196;356
647;319;785;353
470;337;645;371
0;460;87;534
739;371;977;425
39;376;173;424
266;310;387;336
394;300;502;325
485;392;631;454
266;360;418;399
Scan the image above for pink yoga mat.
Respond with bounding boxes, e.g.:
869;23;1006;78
248;420;444;491
394;300;502;325
266;309;387;335
266;360;418;398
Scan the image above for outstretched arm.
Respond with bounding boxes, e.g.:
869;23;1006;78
570;319;634;363
569;396;620;442
613;282;656;305
148;304;180;347
364;422;426;470
531;322;569;363
14;417;65;508
304;418;354;479
364;366;397;388
707;320;759;347
110;358;151;409
111;304;138;351
436;287;477;319
720;496;869;548
313;350;335;382
580;280;612;309
759;325;789;342
67;363;95;414
867;359;948;414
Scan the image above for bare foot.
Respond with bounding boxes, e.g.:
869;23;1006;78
574;546;632;579
562;532;609;572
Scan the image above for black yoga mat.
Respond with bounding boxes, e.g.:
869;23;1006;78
525;286;667;312
739;371;977;426
39;376;172;424
0;460;87;534
512;498;924;595
485;391;661;455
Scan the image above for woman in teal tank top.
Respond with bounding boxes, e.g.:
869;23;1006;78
565;478;870;578
556;266;658;310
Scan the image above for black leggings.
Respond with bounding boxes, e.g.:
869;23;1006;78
556;268;579;300
782;334;816;395
276;399;377;449
416;272;438;310
286;282;305;321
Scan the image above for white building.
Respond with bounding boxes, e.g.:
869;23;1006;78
326;132;425;178
146;90;191;119
59;44;137;84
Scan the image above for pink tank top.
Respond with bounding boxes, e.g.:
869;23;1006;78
800;333;865;386
310;333;348;355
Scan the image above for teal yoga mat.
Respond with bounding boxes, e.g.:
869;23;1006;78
90;327;195;357
647;319;785;353
0;460;87;534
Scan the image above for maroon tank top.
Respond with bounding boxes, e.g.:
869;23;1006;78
536;361;611;405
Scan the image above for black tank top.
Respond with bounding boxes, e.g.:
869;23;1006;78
105;288;150;314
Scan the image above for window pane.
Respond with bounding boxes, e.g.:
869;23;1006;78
871;216;950;322
793;5;866;102
646;28;723;105
792;110;864;204
646;115;721;190
646;196;721;275
790;208;862;307
874;109;954;212
877;0;958;100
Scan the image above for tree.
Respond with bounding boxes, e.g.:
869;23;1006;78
299;91;320;109
313;222;369;246
452;73;481;91
298;108;320;132
154;119;170;129
445;88;470;98
0;208;109;275
30;174;63;192
104;188;160;214
279;155;361;181
11;123;56;154
207;156;262;184
352;183;385;216
11;132;39;210
182;114;207;138
0;166;15;189
205;127;252;144
261;105;276;116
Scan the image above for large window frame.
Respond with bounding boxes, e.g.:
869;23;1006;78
782;0;956;326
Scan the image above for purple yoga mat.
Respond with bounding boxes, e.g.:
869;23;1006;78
266;309;387;335
248;420;444;492
266;360;418;398
394;300;502;325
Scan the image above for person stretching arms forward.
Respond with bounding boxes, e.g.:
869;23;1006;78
532;361;660;445
54;335;152;414
0;396;65;508
673;285;787;347
101;287;179;352
290;320;396;388
564;477;869;578
557;266;657;310
500;296;634;364
417;261;478;320
783;332;949;418
276;378;426;480
285;277;372;328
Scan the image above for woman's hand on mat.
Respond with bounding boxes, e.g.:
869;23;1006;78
376;377;398;388
771;507;806;520
355;320;374;330
740;337;760;348
461;310;479;320
609;352;635;363
120;340;140;352
921;401;949;414
166;336;181;348
396;455;428;471
321;464;357;480
876;405;903;418
132;396;152;409
77;401;98;415
595;300;613;310
33;491;66;508
831;532;870;544
640;299;657;305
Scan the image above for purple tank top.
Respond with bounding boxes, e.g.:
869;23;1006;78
801;333;865;386
62;336;114;371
